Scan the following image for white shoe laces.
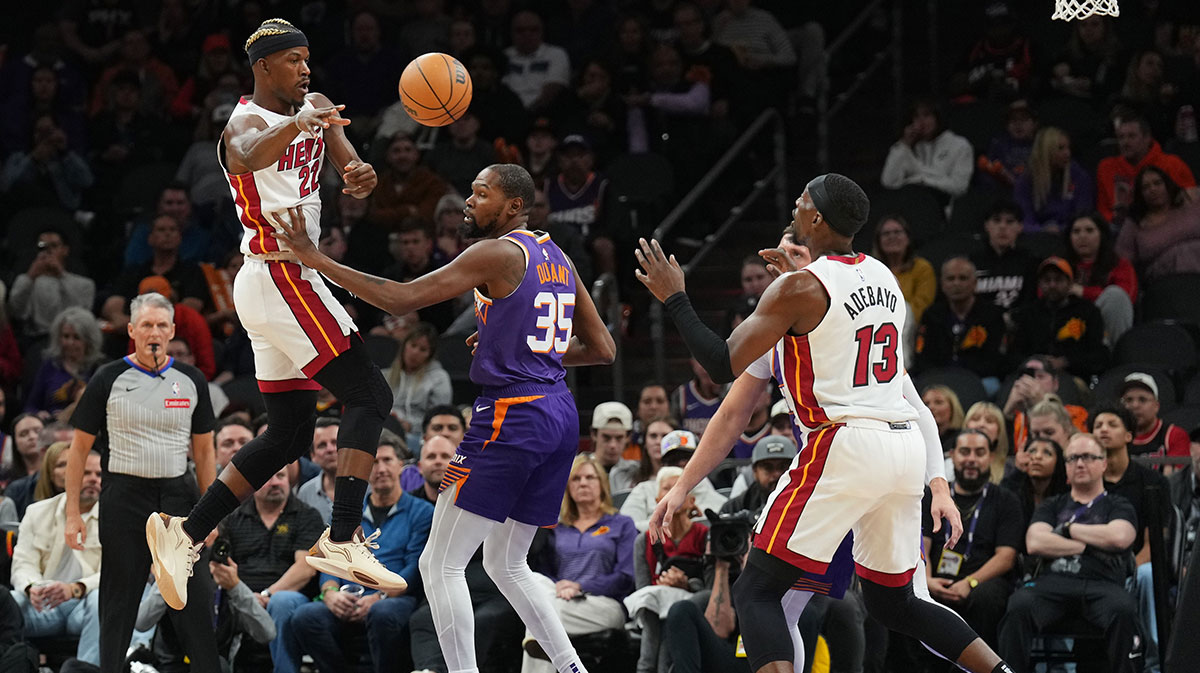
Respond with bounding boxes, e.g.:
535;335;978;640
184;542;202;578
352;529;389;571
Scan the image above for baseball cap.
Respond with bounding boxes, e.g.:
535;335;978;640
752;435;798;466
660;430;699;464
138;275;174;300
1120;372;1158;399
1037;256;1073;281
770;399;791;419
591;401;633;431
560;134;592;151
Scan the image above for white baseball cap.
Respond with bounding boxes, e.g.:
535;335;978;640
1121;372;1159;399
591;401;633;431
660;430;699;464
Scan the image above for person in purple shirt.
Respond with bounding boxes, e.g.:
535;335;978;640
523;454;637;671
275;163;616;673
1014;126;1095;233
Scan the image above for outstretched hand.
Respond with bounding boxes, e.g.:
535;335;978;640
295;104;350;135
634;238;685;302
342;160;376;198
269;207;321;266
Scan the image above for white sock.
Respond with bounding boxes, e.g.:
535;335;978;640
418;487;498;673
483;518;587;673
782;589;813;673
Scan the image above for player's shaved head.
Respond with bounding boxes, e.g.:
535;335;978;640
484;163;536;210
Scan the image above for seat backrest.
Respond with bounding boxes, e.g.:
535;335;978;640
362;333;400;370
915;366;989;412
1143;274;1200;324
864;186;948;249
1114;322;1198;371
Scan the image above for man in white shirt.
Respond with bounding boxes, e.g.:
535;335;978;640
503;10;570;112
881;98;974;202
11;451;102;665
8;228;95;348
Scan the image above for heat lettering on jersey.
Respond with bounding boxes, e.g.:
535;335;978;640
277;137;325;172
536;262;571;286
842;285;899;319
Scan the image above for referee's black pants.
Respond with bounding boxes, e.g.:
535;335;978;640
99;472;219;673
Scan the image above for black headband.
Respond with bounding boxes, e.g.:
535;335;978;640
246;28;309;64
806;174;859;238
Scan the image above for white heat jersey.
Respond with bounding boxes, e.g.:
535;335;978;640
771;253;917;428
219;96;324;256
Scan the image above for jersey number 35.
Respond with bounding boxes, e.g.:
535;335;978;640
527;291;575;354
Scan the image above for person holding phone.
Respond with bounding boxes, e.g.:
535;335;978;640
8;228;94;349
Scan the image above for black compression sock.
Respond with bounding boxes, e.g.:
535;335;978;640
330;475;369;541
182;480;241;542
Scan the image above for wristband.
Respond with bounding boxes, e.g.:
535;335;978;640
664;292;735;383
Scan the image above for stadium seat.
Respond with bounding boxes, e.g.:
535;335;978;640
1184;375;1200;406
1112;321;1197;379
114;161;179;218
1036;96;1107;150
949;186;1001;233
1018;230;1066;261
1163;406;1200;434
362;333;400;370
605;152;675;241
1092;365;1176;410
1076;140;1118;178
916;231;979;276
1170;141;1200;177
1142;274;1200;324
221;375;266;417
915;366;989;412
944;100;1004;155
865;185;947;248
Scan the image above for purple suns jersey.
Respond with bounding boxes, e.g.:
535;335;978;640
470;230;575;388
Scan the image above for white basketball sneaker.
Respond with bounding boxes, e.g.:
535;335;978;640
305;526;408;592
145;513;203;610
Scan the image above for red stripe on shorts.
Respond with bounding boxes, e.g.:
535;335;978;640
258;378;322;393
855;563;916;588
268;261;349;376
755;423;840;572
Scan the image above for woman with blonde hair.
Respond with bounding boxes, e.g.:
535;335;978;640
33;440;70;502
1014;126;1094;233
920;385;964;450
521;454;637;673
963;401;1010;484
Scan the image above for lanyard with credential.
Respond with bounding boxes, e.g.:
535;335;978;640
1066;491;1107;525
961;484;989;560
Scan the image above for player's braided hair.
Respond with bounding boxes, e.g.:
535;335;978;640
244;19;308;63
244;19;297;52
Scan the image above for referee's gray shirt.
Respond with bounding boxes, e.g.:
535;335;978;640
72;355;214;478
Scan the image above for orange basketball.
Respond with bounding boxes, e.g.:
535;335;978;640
398;52;473;127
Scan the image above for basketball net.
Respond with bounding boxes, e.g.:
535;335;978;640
1052;0;1119;21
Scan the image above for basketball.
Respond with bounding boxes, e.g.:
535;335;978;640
398;52;473;127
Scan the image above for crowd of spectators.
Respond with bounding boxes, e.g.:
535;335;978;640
0;1;1199;672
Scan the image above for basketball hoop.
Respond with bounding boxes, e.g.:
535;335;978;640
1052;0;1119;21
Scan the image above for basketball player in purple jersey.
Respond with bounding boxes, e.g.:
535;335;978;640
274;163;615;673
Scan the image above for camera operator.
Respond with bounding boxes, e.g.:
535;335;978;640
135;529;276;671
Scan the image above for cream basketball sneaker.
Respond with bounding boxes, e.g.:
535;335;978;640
145;513;203;610
305;526;408;592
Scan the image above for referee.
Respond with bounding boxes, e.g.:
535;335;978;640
62;292;220;672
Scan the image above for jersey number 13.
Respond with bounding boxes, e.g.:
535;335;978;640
852;323;899;387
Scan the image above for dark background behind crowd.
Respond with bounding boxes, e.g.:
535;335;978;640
1;0;1200;672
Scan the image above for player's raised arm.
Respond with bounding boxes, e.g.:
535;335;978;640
307;92;377;199
635;237;825;383
560;256;615;367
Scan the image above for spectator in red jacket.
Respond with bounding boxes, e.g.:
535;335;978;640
127;276;215;380
1063;213;1137;344
1095;114;1195;222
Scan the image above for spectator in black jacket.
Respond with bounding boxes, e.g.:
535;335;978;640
971;200;1039;312
915;256;1007;389
1009;257;1109;379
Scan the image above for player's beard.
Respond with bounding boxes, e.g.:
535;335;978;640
460;212;494;240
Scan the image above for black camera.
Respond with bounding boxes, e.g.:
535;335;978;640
211;537;232;565
706;508;755;561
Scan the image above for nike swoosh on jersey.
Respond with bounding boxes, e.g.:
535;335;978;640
475;405;491;412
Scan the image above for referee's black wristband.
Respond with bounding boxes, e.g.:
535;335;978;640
664;291;736;384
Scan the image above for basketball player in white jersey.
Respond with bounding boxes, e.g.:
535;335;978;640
146;19;405;612
636;174;1014;673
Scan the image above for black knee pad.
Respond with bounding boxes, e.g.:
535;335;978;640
312;338;392;453
231;389;318;489
860;577;977;662
734;551;804;672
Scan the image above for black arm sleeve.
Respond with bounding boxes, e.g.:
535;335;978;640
664;292;736;384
